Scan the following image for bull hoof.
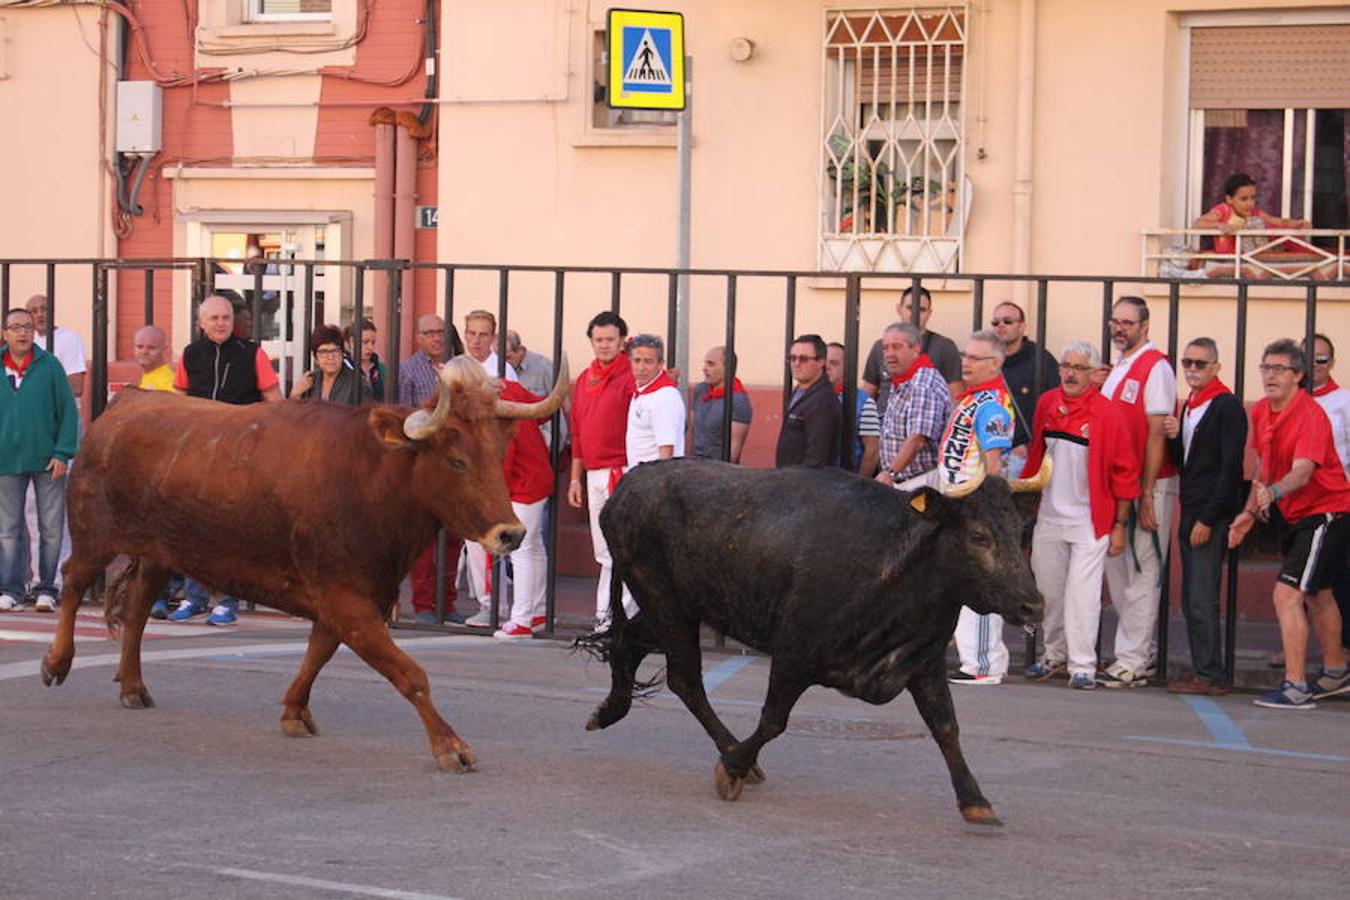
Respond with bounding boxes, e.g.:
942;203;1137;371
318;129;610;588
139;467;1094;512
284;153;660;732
40;658;68;687
585;712;603;731
436;744;477;774
960;805;1003;827
714;761;744;802
745;764;766;785
119;688;155;709
280;714;319;738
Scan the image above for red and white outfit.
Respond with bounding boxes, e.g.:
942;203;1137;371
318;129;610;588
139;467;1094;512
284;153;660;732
1313;379;1350;479
1101;341;1177;678
1025;388;1141;677
491;381;556;636
571;353;637;626
626;370;686;468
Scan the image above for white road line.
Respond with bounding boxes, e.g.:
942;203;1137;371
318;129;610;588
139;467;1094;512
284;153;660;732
205;866;460;900
0;635;488;683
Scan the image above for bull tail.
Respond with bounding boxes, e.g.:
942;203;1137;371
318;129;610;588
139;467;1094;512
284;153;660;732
102;559;140;638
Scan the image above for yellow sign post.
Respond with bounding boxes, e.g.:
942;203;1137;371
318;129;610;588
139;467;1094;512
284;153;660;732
606;8;686;111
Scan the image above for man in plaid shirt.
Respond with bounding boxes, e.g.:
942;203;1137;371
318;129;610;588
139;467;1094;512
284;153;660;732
874;322;953;485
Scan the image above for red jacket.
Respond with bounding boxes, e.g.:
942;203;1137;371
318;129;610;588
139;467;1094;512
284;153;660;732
1024;387;1141;538
571;353;634;470
501;381;554;504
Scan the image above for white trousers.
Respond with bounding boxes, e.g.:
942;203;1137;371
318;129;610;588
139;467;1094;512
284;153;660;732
954;608;1008;678
1031;520;1110;676
586;468;637;625
505;498;547;629
1103;477;1177;675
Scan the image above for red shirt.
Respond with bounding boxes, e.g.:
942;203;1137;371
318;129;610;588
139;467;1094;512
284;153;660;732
1251;390;1350;522
500;381;554;504
571;353;634;470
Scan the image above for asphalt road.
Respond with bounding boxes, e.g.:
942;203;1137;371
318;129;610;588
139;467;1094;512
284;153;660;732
2;610;1347;899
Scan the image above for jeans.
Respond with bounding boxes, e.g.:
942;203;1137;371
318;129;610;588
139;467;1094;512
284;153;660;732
1178;514;1231;684
0;471;66;598
184;577;238;614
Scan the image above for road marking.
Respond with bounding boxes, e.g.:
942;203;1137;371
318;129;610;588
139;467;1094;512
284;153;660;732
0;635;487;683
1123;696;1347;762
204;866;459;900
701;655;754;691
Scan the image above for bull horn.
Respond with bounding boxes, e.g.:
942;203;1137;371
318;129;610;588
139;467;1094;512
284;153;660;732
939;451;986;499
494;355;570;420
402;383;453;440
1010;457;1052;493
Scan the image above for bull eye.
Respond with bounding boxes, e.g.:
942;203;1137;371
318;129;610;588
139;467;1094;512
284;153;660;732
448;458;467;471
970;530;993;548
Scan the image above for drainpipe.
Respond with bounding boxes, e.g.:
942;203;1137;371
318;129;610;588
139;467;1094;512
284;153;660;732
1011;0;1036;306
393;111;425;361
370;109;397;335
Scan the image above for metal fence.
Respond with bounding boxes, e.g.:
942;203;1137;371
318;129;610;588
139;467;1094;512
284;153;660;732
2;256;1347;684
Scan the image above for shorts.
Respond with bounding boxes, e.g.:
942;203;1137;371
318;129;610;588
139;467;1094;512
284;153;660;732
1278;513;1350;593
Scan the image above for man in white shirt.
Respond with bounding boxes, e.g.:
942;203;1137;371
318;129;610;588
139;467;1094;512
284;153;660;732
1309;333;1350;654
1098;296;1178;688
625;334;685;468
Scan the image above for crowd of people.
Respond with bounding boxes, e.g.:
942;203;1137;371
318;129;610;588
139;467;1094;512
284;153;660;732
2;288;1347;709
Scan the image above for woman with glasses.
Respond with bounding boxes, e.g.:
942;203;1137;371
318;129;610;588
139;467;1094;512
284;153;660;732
293;324;372;406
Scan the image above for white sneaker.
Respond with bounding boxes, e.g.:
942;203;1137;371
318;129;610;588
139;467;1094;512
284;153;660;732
463;609;494;628
34;594;57;612
0;594;21;611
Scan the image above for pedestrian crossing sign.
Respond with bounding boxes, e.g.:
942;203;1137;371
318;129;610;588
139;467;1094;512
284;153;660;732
607;8;685;110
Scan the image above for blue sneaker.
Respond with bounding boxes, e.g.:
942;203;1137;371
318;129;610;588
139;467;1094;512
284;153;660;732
150;598;169;620
1068;672;1097;690
205;604;238;626
1025;659;1066;681
167;599;206;622
1253;680;1316;710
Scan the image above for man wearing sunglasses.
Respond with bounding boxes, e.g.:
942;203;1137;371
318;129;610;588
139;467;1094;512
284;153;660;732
1229;339;1350;710
1161;338;1246;695
1307;333;1349;662
1;309;79;613
990;301;1059;476
776;334;839;468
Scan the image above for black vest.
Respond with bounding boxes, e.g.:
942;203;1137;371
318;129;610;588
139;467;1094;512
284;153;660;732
182;336;264;405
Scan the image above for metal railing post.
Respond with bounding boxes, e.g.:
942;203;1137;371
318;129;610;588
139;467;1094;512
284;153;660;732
1225;280;1250;686
667;271;679;379
722;274;738;463
90;264;109;420
251;263;264;340
544;268;565;635
1155;280;1181;684
841;274;861;472
45;262;56;334
610;270;621;316
781;275;797;413
143;267;155;325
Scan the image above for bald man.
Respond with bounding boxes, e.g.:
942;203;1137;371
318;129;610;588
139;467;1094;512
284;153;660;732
133;325;174;391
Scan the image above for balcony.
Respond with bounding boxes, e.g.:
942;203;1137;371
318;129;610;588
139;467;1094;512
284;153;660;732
1141;228;1349;282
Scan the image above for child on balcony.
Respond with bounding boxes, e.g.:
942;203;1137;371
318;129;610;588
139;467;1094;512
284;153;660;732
1193;173;1319;279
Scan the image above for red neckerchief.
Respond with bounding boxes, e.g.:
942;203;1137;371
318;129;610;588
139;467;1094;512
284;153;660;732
1256;390;1308;474
633;369;677;399
957;375;1009;402
890;353;935;389
584;353;627;396
3;349;33;377
1313;378;1340;398
703;378;746;402
1186;377;1231;411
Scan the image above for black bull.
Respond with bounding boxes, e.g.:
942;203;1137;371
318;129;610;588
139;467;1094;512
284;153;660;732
587;458;1046;826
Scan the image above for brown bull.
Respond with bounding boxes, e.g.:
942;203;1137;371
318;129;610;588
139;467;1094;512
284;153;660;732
40;356;566;773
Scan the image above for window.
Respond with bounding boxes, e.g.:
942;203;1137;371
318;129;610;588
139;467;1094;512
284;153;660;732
591;31;677;130
820;6;966;272
1187;26;1350;247
249;0;332;22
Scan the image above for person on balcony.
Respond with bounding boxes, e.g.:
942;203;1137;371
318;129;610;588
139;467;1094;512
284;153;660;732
1193;173;1319;279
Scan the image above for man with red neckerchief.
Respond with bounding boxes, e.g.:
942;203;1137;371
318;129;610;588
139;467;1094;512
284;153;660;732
568;311;637;636
691;345;752;463
626;334;685;471
1161;338;1246;695
1230;339;1350;710
874;322;952;485
938;331;1017;686
1098;296;1177;688
1307;333;1349;653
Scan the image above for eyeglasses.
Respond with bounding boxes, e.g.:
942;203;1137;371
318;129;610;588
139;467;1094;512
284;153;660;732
314;348;343;357
1257;363;1296;375
1058;363;1094;373
1313;356;1331;365
1108;318;1141;328
786;354;820;364
990;317;1020;326
1179;358;1212;369
419;328;445;337
961;353;997;362
4;323;35;333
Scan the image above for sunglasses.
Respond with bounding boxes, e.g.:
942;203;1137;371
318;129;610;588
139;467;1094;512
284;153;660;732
786;354;820;364
1313;356;1331;365
1179;358;1212;369
990;317;1020;326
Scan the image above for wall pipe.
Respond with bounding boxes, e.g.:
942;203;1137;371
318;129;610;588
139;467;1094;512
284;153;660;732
1010;0;1037;306
393;117;419;360
371;112;396;334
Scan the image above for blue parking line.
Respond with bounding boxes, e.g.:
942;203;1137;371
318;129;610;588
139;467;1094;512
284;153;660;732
1122;695;1347;762
1123;736;1346;762
702;656;753;692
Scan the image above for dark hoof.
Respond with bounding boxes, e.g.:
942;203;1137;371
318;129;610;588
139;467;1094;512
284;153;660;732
744;764;766;785
280;713;319;738
585;711;603;731
119;688;155;709
960;805;1003;827
714;760;744;802
436;743;477;773
40;659;68;687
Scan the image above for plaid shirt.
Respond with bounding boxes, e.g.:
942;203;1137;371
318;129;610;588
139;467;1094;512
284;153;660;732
399;351;442;407
880;366;952;480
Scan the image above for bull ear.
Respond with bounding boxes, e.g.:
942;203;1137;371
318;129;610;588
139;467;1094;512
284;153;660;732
369;408;417;447
907;486;947;519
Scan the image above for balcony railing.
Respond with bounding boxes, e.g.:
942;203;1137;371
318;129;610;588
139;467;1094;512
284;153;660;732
1141;228;1349;282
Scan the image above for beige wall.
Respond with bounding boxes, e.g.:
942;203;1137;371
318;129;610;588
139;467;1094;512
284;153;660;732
0;7;115;351
438;0;1349;387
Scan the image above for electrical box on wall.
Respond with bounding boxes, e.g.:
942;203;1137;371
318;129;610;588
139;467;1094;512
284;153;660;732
116;81;162;153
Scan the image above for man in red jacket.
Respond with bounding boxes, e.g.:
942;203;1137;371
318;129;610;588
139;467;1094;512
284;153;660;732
568;311;637;634
492;380;556;640
1023;341;1140;689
